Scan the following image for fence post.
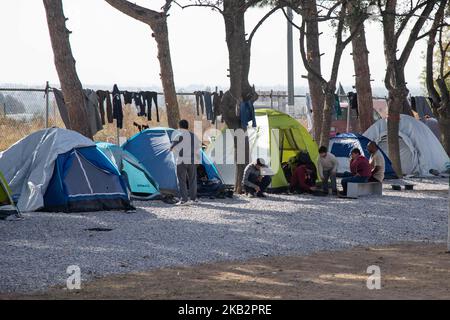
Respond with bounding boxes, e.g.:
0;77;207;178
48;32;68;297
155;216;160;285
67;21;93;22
45;81;50;128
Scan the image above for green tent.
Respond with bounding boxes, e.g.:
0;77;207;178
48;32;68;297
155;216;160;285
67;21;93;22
0;171;19;219
207;108;319;191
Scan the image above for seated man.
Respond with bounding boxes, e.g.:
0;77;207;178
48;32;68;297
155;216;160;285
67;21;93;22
197;165;226;198
290;164;316;194
340;148;371;196
242;158;272;197
367;142;385;183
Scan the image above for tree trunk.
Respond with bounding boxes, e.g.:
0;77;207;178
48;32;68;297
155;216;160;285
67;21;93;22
351;23;373;132
104;0;180;128
319;89;335;148
150;18;180;129
221;0;255;193
425;0;449;155
386;88;406;176
304;0;323;141
43;0;92;139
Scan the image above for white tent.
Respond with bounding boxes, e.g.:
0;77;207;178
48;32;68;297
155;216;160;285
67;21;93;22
364;115;448;176
0;128;94;212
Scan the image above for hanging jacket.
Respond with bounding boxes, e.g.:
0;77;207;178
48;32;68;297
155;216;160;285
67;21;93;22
84;89;103;136
240;100;256;128
123;91;133;105
112;85;123;129
53;88;70;128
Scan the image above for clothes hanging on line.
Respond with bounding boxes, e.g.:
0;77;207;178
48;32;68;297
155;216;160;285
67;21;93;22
411;96;433;119
347;92;359;118
112;84;123;129
133;92;145;117
123;91;133;105
96;90;113;124
53;88;103;135
212;91;224;124
141;91;160;122
53;88;70;128
194;91;205;116
84;89;103;135
203;91;214;120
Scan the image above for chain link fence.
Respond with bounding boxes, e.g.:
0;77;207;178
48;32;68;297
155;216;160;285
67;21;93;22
0;85;388;151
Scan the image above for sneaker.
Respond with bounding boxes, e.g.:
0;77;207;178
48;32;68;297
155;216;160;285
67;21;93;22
256;192;267;198
175;201;189;206
188;199;199;205
248;192;256;198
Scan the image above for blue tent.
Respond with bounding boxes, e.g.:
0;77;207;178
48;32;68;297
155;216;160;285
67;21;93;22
43;146;133;212
97;142;160;200
122;127;224;195
329;133;397;179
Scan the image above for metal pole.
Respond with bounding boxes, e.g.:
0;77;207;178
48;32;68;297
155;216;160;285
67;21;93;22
287;7;295;109
45;81;50;128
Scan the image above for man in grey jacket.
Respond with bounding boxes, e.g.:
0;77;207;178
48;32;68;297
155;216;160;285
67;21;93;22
318;146;339;195
170;120;201;205
242;158;272;197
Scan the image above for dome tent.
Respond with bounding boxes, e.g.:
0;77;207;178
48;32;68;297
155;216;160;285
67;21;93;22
97;142;160;200
122;127;223;195
329;133;397;179
364;115;449;176
0;171;19;219
0;128;132;212
207;108;319;191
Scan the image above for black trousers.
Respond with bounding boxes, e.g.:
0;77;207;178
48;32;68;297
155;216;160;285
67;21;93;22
142;91;159;122
244;174;272;194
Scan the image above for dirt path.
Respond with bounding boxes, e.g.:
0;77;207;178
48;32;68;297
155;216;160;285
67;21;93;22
3;242;450;300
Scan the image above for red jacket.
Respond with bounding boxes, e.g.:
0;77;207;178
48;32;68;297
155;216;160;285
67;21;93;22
290;165;314;191
350;155;371;177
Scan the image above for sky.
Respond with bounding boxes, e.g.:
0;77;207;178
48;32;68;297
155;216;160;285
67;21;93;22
0;0;428;92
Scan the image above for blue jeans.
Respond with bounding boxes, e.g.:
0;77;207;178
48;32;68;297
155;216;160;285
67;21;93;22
341;176;368;195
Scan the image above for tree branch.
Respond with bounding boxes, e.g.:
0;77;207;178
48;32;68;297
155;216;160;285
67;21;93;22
248;5;282;44
104;0;162;24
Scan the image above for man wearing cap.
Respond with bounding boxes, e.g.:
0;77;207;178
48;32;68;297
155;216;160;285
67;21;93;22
242;158;272;197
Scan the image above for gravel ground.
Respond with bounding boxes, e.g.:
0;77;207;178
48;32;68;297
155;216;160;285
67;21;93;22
0;177;447;294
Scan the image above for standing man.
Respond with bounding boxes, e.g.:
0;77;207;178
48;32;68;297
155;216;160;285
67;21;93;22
367;142;385;183
170;120;201;205
242;158;272;197
340;148;371;196
318;146;338;195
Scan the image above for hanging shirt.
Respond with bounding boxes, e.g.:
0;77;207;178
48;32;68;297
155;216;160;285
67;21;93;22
240;100;256;128
112;85;123;129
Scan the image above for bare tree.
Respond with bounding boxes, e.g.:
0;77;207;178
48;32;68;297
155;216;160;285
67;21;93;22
176;0;281;192
425;0;450;154
348;1;374;132
378;0;436;175
43;0;92;138
104;0;180;129
304;0;324;141
285;0;366;147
